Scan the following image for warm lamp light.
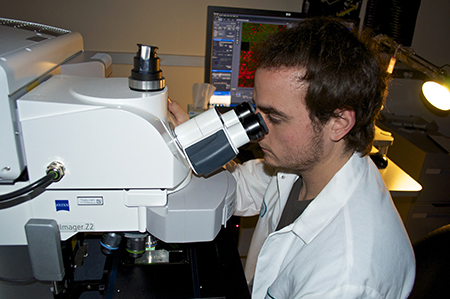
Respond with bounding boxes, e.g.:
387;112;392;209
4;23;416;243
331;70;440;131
375;34;450;114
422;81;450;111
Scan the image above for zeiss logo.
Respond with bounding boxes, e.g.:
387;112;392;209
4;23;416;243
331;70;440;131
55;200;70;212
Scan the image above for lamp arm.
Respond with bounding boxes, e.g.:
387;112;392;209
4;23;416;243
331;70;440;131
374;34;448;81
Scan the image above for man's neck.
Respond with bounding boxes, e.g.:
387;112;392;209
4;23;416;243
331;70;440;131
297;150;353;201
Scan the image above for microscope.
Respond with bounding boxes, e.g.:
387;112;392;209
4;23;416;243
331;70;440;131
0;18;266;298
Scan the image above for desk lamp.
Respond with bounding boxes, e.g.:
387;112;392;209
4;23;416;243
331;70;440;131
375;34;450;113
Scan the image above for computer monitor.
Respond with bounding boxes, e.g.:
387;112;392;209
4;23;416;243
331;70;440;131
204;6;306;107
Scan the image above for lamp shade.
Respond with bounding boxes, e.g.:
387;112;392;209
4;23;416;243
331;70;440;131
421;81;450;111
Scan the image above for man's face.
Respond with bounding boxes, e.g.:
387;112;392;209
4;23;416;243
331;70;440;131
253;68;325;171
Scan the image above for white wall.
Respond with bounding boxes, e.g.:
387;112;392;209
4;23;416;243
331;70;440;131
3;1;449;134
2;0;304;110
1;0;303;54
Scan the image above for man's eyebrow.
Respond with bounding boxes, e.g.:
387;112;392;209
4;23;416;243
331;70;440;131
257;105;289;119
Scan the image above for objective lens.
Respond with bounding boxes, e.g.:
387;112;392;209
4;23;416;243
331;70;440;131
100;232;123;255
125;233;148;258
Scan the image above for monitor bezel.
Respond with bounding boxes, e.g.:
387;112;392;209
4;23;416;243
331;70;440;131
204;5;306;84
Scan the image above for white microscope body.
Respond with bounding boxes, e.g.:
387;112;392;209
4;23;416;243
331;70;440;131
0;17;267;285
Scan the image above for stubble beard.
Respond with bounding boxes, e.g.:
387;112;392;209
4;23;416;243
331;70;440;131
262;125;325;172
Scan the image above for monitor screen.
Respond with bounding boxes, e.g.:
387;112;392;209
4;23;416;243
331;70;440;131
204;6;306;107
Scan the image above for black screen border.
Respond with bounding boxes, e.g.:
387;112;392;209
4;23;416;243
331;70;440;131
204;6;306;84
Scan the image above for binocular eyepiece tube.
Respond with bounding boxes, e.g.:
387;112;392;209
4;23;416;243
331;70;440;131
174;102;268;176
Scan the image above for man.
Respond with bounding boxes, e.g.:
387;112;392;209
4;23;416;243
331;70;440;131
169;17;415;298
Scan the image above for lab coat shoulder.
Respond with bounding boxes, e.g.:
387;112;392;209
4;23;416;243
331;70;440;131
227;159;275;217
253;154;415;299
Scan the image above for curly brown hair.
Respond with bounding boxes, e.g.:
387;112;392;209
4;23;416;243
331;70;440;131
256;17;390;156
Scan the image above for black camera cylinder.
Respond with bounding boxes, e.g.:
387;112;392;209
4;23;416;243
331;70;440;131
129;44;165;91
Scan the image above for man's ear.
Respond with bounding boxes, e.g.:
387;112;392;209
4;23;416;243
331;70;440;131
329;108;355;142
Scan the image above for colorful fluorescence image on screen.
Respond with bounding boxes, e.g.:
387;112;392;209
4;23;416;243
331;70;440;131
238;23;287;88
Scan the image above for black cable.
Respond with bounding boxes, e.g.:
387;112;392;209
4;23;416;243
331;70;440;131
0;173;55;203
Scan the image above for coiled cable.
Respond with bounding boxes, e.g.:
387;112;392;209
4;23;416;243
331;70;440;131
0;161;64;208
0;173;55;204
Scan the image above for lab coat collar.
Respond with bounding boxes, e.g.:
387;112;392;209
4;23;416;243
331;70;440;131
272;172;299;229
285;153;367;244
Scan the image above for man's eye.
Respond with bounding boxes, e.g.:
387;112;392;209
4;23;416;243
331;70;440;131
267;115;281;124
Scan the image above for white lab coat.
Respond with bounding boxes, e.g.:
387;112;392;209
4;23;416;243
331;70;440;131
228;153;415;298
